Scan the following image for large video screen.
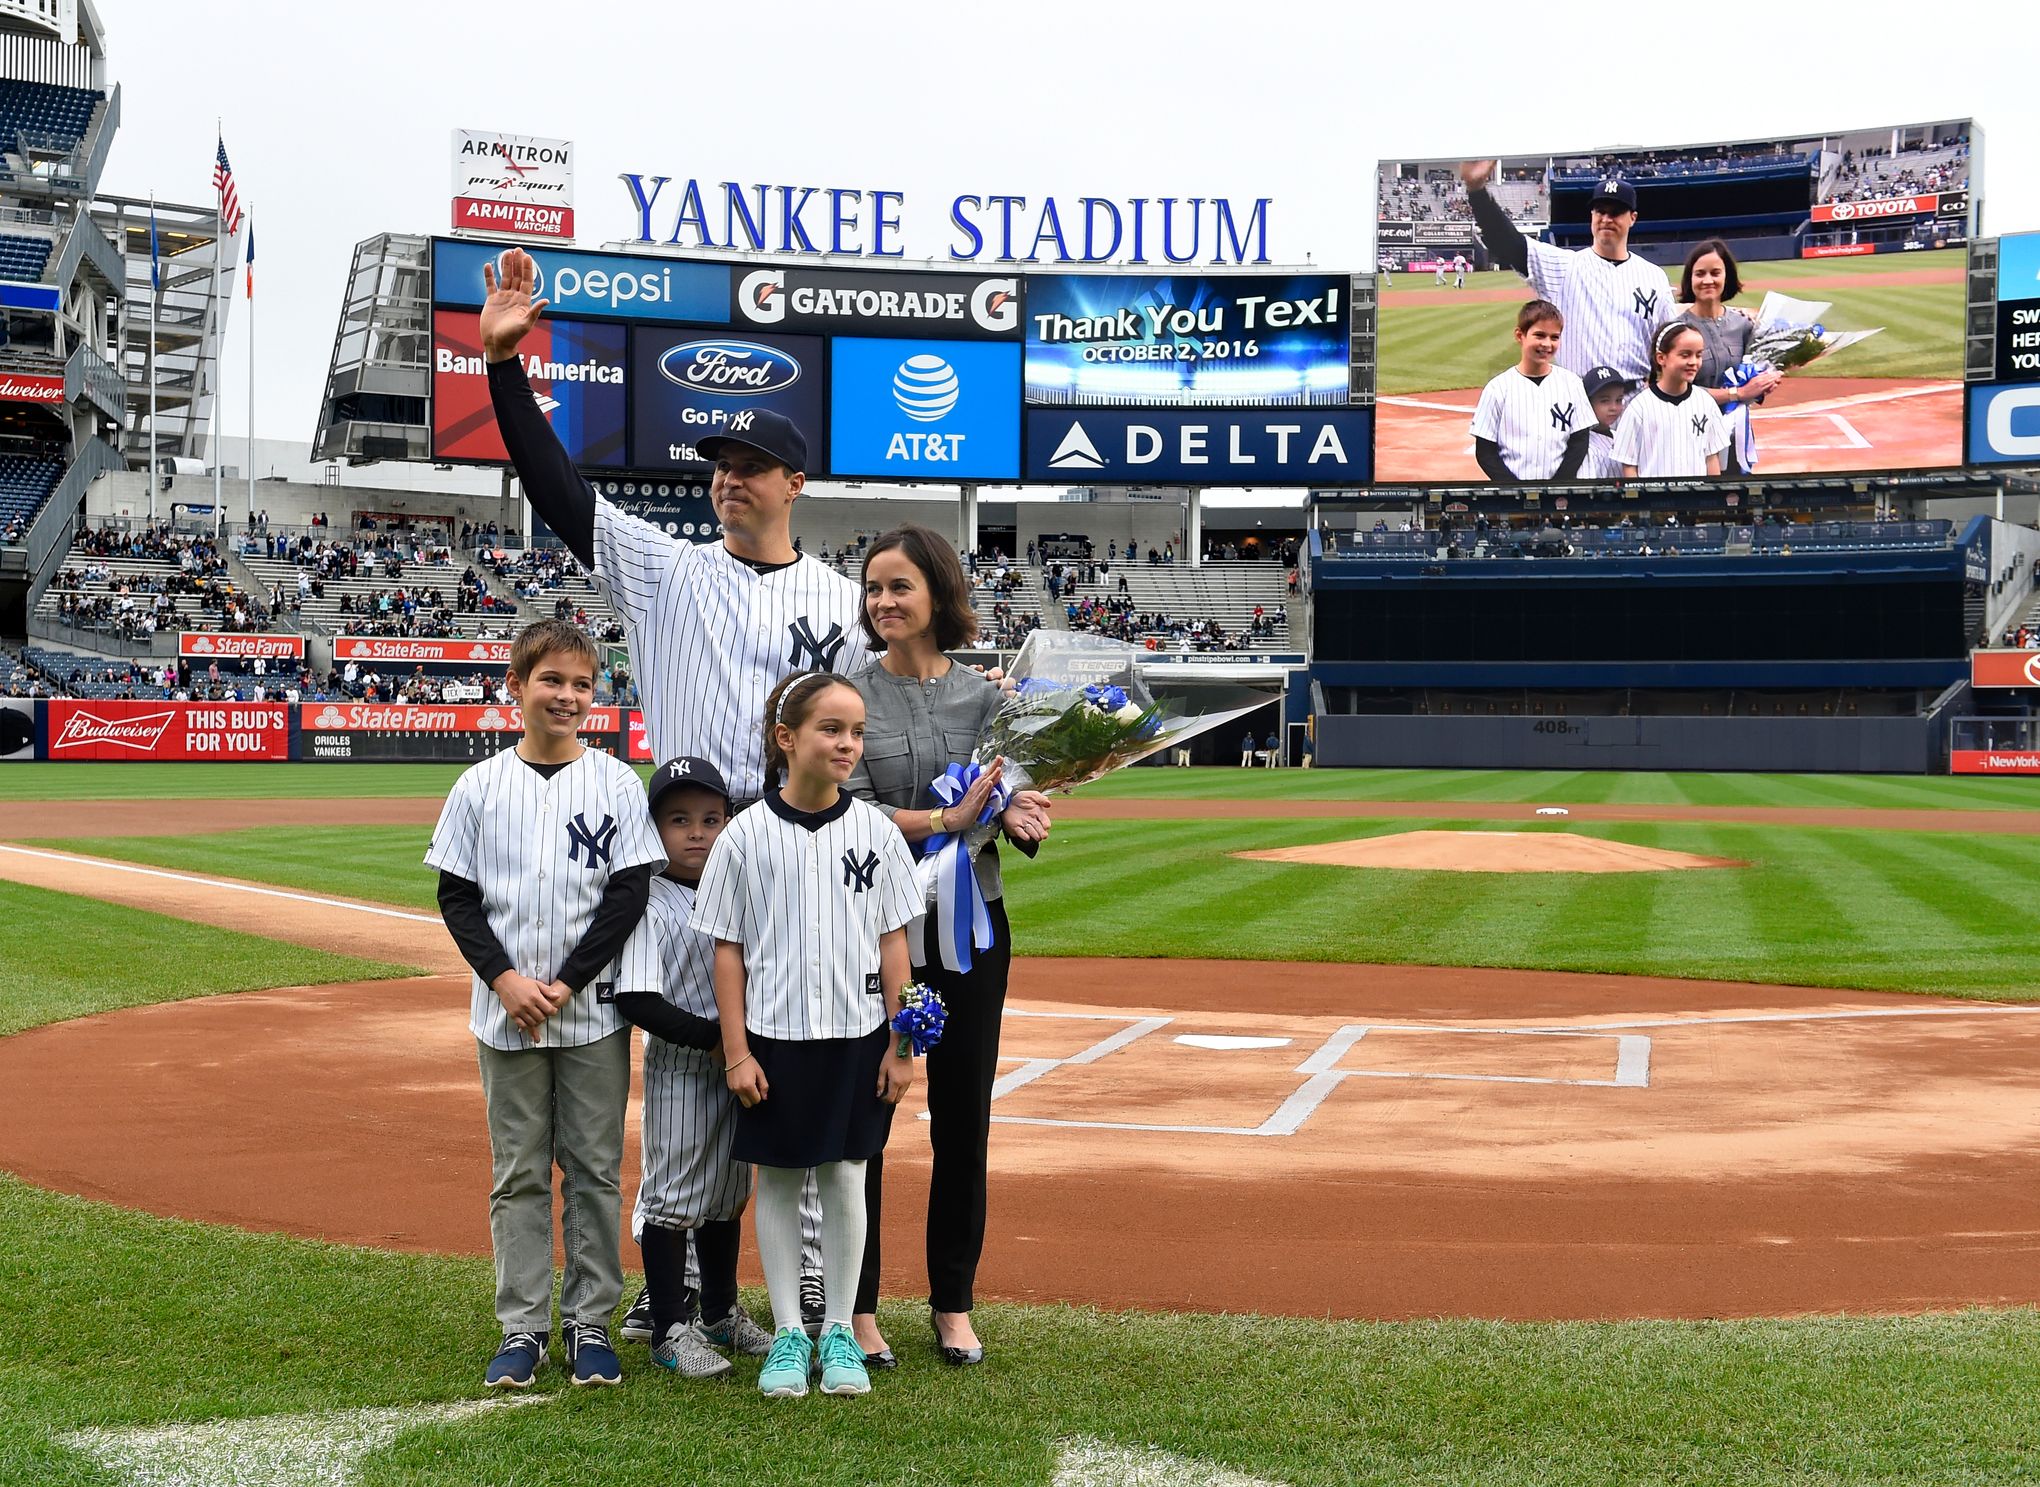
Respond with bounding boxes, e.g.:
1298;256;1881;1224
1374;119;1974;483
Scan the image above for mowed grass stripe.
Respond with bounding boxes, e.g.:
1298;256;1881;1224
0;880;420;1037
31;824;445;913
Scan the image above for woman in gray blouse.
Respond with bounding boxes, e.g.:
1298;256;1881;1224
844;523;1051;1369
1672;237;1786;476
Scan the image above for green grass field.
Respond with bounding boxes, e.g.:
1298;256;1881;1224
1377;249;1964;395
4;764;2039;1483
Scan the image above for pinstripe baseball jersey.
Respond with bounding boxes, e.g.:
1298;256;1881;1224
1523;240;1673;383
615;876;750;1228
1470;366;1591;480
1612;383;1730;478
1582;428;1624;480
591;501;871;800
690;790;921;1041
424;747;666;1051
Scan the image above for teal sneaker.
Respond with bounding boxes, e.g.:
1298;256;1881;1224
816;1323;871;1397
758;1327;813;1398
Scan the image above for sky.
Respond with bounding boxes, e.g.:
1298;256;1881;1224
94;0;2040;448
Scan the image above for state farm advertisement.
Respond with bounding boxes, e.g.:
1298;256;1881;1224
179;632;305;660
300;702;620;734
1970;650;2040;689
332;637;513;665
46;700;289;761
626;710;651;762
1951;750;2040;775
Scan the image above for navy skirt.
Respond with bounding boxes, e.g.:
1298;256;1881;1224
733;1025;897;1169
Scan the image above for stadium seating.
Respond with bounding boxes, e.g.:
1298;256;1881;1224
0;454;62;531
0;79;104;155
0;232;52;282
19;647;168;699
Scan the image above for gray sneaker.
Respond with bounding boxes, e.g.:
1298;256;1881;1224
699;1306;774;1358
651;1321;734;1380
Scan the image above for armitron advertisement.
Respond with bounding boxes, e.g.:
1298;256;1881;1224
45;701;290;761
1024;273;1350;408
452;130;576;241
178;632;305;660
432;310;626;467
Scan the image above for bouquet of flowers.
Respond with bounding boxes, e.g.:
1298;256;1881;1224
1721;290;1884;470
891;983;947;1057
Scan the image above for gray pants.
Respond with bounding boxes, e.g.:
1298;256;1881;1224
477;1031;630;1335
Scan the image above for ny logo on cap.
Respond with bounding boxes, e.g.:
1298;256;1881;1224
1550;403;1576;432
567;812;618;868
1599;177;1624;195
841;848;880;892
669;760;691;779
727;410;757;434
787;617;847;671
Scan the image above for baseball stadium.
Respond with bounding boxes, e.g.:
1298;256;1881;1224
4;7;2040;1487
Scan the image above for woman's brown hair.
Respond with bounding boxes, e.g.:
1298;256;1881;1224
857;523;979;652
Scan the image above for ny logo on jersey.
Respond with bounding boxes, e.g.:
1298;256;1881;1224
1550;402;1576;432
566;811;619;868
1691;413;1710;437
1632;288;1658;317
841;848;880;892
787;617;847;671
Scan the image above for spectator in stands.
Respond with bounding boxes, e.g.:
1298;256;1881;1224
1672;239;1782;477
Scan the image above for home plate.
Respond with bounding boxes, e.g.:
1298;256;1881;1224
1175;1035;1294;1051
1234;830;1744;874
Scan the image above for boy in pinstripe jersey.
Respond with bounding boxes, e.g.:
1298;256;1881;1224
426;619;666;1390
1471;300;1591;483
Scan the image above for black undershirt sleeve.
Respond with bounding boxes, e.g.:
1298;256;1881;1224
1473;437;1520;484
1553;429;1591;481
437;871;514;987
614;993;720;1052
487;356;597;567
555;863;655;992
1468;188;1529;276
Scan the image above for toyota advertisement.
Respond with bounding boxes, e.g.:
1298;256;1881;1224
1024;273;1351;408
829;338;1020;480
628;328;825;471
432;311;627;467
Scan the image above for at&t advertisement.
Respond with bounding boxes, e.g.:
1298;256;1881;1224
828;338;1020;480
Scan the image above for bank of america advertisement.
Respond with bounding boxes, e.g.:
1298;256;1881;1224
1024;273;1350;408
432;311;626;467
829;338;1020;480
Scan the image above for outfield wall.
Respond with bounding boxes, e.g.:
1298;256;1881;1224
1313;713;1938;774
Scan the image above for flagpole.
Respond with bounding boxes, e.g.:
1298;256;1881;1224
245;212;254;531
212;189;225;540
147;192;157;524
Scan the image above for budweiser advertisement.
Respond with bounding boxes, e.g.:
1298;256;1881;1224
332;637;514;665
179;632;306;660
0;372;64;404
1951;750;2040;775
300;702;620;734
1970;650;2040;689
46;700;290;761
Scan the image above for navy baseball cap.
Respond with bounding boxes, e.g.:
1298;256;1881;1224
648;755;732;814
1590;177;1638;213
1583;365;1634;399
695;409;808;474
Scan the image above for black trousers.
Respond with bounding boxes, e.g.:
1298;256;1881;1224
857;895;1011;1315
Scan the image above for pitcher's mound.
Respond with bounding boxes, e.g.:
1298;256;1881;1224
1236;830;1745;874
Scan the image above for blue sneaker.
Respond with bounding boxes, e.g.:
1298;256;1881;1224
816;1323;871;1397
758;1326;813;1398
484;1331;547;1389
563;1320;622;1387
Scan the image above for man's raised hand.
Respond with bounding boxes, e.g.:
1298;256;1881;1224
1458;160;1497;192
479;248;549;363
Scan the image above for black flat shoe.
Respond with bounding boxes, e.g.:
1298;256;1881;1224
863;1347;898;1370
931;1315;984;1367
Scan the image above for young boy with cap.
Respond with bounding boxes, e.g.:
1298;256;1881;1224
610;755;777;1378
1580;365;1634;480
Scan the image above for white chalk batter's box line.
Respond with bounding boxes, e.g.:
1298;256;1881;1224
943;1012;1652;1138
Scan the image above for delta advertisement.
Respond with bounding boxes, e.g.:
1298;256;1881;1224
1023;407;1372;485
627;328;825;471
1372;118;1973;483
1023;273;1351;408
432;311;627;467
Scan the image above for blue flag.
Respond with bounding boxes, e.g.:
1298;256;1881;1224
148;201;160;292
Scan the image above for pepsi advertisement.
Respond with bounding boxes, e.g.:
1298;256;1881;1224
432;310;626;467
628;328;825;471
1024;273;1351;408
829;338;1020;481
432;238;730;324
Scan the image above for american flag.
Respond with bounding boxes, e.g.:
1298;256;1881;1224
213;135;243;235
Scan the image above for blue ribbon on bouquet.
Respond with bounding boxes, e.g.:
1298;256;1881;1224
916;761;1011;974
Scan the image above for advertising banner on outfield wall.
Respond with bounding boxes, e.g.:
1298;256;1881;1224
1970;650;2040;688
301;703;621;733
178;632;305;661
0;699;31;761
1951;750;2040;774
452;130;576;241
431;239;730;323
332;638;514;666
626;711;651;762
1023;273;1351;408
433;310;627;467
44;700;291;761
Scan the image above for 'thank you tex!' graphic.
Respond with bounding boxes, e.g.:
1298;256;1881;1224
1024;273;1351;409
